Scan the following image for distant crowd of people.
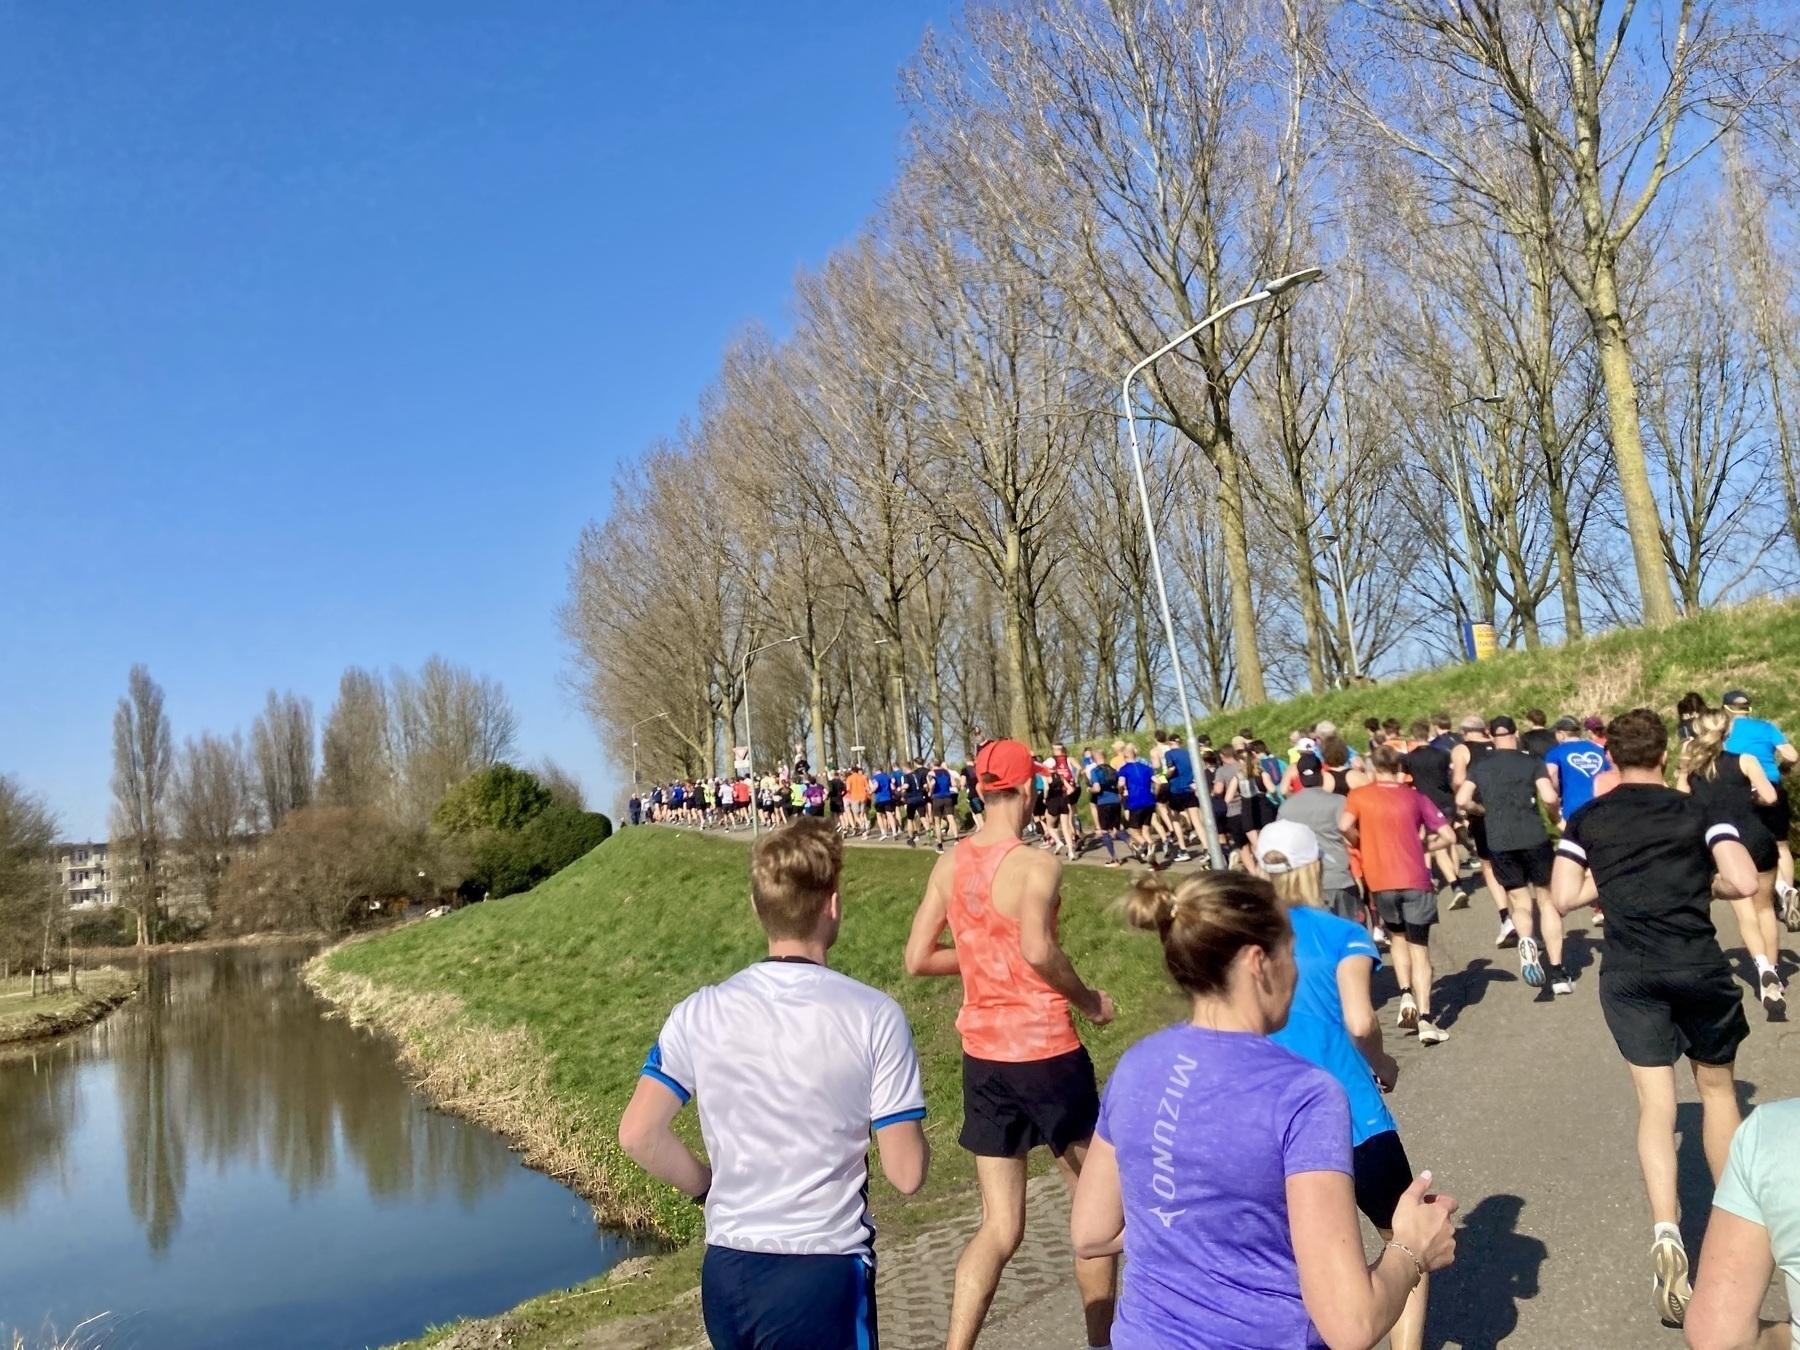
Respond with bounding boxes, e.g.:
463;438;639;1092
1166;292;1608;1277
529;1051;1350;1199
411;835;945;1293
618;689;1799;1350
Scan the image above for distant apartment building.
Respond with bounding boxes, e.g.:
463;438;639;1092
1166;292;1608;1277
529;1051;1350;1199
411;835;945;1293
54;841;117;910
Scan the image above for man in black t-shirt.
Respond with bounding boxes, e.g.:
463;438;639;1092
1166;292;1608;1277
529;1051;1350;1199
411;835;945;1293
1458;716;1565;991
1520;708;1558;759
1403;717;1461;894
1548;707;1759;1331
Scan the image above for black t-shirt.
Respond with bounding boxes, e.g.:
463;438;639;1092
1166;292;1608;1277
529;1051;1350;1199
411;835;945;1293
904;769;929;803
1466;749;1551;851
1403;743;1454;805
1557;784;1740;973
1521;728;1557;758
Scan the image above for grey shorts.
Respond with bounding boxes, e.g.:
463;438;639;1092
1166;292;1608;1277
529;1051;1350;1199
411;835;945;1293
1327;885;1364;922
1374;889;1439;940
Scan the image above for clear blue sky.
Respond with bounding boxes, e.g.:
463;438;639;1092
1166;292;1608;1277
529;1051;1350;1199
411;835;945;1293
0;1;949;838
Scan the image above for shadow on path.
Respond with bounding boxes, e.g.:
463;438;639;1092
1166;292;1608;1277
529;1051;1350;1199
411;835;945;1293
1425;1194;1547;1350
1674;1081;1760;1253
1431;959;1516;1030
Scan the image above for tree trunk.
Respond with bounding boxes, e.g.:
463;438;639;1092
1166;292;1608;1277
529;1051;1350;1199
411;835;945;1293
1204;415;1267;706
1589;260;1679;625
1131;600;1158;731
1000;529;1033;742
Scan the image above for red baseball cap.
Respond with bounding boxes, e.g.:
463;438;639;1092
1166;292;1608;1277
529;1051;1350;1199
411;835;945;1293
975;738;1036;792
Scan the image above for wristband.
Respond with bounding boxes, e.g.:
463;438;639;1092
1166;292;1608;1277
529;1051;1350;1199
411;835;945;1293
1384;1239;1426;1281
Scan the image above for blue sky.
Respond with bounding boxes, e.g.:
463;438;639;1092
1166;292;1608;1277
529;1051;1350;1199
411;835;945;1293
0;2;949;837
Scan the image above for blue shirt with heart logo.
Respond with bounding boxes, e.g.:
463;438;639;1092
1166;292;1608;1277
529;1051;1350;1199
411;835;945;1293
1545;739;1611;817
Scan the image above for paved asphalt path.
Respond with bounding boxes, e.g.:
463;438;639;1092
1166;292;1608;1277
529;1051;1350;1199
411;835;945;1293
664;824;1798;1348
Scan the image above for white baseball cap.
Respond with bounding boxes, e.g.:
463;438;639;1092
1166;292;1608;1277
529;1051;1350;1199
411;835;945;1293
1255;819;1322;875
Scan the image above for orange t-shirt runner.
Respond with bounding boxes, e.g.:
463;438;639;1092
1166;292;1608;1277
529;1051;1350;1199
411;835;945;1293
845;770;871;803
1342;781;1449;893
946;836;1082;1062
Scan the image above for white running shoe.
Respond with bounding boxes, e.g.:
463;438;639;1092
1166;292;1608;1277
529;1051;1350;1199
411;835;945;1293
1397;990;1419;1032
1652;1233;1692;1327
1518;936;1546;987
1496;914;1518;948
1781;881;1800;933
1551;969;1574;996
1417;1019;1449;1046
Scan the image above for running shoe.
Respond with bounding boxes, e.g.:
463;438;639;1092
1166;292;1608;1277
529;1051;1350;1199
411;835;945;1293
1518;936;1545;987
1550;966;1574;996
1496;914;1518;948
1396;990;1419;1032
1447;882;1469;911
1761;968;1786;1017
1417;1019;1449;1046
905;835;916;848
1104;858;1125;868
935;841;944;855
1782;881;1800;933
1174;850;1195;863
1651;1233;1692;1327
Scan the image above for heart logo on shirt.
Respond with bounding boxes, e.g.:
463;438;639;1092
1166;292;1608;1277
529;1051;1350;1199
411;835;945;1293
1566;751;1606;777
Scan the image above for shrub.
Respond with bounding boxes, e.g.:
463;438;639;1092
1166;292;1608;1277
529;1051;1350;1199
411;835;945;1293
461;805;613;901
432;764;554;836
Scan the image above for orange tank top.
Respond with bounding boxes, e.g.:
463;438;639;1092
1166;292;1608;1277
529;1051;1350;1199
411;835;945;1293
947;838;1082;1062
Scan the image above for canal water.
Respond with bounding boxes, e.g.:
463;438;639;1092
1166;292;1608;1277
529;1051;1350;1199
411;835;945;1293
0;944;638;1349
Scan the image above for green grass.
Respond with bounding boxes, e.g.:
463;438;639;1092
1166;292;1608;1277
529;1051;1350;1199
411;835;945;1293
1167;593;1800;753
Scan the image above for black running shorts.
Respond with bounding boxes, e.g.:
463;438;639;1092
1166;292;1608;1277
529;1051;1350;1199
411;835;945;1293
1352;1129;1413;1230
1599;964;1749;1067
1467;815;1492;860
929;795;954;817
1753;783;1792;847
1489;841;1554;891
1045;797;1070;818
960;1046;1100;1158
1096;802;1122;831
1126;806;1154;830
1328;885;1364;923
1168;790;1200;813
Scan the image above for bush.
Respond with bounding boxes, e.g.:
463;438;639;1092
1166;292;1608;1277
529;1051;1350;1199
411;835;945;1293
461;805;612;901
433;764;554;836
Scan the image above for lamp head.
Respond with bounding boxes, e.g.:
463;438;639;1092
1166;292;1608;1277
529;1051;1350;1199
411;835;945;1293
1263;267;1324;297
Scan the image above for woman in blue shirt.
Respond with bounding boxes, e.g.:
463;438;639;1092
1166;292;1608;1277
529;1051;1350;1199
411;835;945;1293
1253;818;1428;1350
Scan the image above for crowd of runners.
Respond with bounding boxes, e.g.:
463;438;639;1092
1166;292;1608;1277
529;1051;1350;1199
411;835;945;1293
618;689;1800;1350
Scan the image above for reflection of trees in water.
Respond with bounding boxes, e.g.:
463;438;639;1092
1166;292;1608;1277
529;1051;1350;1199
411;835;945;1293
0;946;508;1253
0;1044;80;1214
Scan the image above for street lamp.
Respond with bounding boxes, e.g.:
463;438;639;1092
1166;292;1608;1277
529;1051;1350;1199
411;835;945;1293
873;637;908;761
1316;534;1360;684
630;711;671;789
1121;267;1324;870
1444;394;1507;651
742;636;801;838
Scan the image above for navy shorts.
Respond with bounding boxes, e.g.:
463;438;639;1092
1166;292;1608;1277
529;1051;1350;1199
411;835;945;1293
701;1245;878;1350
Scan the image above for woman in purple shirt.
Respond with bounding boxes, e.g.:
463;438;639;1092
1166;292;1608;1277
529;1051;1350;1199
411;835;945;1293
1071;871;1458;1349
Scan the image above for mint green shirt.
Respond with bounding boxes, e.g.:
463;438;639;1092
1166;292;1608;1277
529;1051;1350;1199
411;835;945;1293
1713;1099;1800;1348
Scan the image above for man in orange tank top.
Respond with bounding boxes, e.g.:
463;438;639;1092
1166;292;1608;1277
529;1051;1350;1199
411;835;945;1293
904;738;1117;1350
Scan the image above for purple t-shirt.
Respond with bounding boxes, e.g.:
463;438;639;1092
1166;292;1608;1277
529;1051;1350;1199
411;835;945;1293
1096;1023;1352;1349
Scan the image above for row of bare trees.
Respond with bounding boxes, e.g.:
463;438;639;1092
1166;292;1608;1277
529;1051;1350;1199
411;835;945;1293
98;658;527;944
566;0;1800;785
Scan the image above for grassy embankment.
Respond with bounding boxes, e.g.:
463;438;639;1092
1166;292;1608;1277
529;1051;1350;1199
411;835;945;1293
0;967;137;1047
313;595;1800;1348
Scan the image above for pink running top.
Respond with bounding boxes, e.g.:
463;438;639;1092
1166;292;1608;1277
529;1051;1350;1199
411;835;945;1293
948;837;1081;1063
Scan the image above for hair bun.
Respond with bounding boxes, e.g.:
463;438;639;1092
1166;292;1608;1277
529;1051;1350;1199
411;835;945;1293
1123;874;1176;932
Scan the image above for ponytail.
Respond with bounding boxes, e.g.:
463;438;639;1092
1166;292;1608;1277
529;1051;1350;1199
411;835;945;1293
1124;871;1291;997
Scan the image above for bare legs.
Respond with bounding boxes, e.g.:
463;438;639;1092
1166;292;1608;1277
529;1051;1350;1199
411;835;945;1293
945;1150;1116;1350
1378;1224;1428;1350
1506;885;1565;968
1389;935;1434;1023
1627;1060;1741;1228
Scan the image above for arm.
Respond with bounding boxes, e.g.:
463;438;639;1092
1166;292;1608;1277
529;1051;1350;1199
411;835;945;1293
1684;1208;1788;1350
1070;1132;1125;1259
903;858;962;977
1015;857;1113;1024
1545;760;1562;793
1336;955;1396;1091
1776;739;1797;768
1535;772;1560;817
1454;778;1476;811
618;1078;711;1198
1289;1169;1453;1350
1338;806;1360;847
873;1120;930;1195
1711;836;1759;901
1742;755;1778;807
1548;854;1592;916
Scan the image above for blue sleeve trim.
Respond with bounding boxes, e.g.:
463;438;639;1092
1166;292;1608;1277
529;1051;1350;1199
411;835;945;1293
872;1106;927;1130
641;1044;692;1106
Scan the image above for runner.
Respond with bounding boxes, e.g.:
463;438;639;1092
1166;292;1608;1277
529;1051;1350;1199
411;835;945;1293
1342;746;1459;1046
1213;744;1248;867
962;759;983;833
1548;708;1759;1328
844;764;872;837
1074;867;1457;1350
903;738;1117;1350
927;757;958;853
1041;743;1081;859
1722;690;1799;929
1544;716;1612;824
1254;819;1433;1350
1458;716;1569;995
871;764;897;840
1119;744;1160;867
1450;715;1514;947
1403;717;1463;894
902;759;930;847
1160;733;1201;863
1521;709;1558;759
619;817;930;1350
1084;748;1129;868
1676;707;1785;1016
1277;756;1362;921
1684;1094;1800;1349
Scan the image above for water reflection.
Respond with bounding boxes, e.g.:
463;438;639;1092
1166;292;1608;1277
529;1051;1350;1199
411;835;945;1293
0;944;629;1350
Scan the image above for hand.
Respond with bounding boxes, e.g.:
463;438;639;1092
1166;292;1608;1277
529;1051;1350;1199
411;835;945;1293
1372;1053;1399;1093
1086;990;1116;1026
1389;1170;1458;1274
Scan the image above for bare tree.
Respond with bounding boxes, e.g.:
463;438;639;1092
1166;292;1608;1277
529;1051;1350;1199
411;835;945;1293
171;732;252;909
319;667;393;810
250;690;314;830
110;664;173;946
389;657;519;822
0;775;59;969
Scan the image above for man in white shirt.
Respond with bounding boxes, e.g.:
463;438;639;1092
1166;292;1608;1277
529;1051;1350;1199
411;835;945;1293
619;816;931;1349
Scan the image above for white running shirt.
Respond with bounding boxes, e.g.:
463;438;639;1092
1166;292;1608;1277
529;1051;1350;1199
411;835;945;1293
643;960;927;1257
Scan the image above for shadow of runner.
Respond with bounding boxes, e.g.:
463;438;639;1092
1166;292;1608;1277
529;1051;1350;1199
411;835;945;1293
1424;1194;1546;1350
1431;959;1517;1031
1674;1081;1760;1253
